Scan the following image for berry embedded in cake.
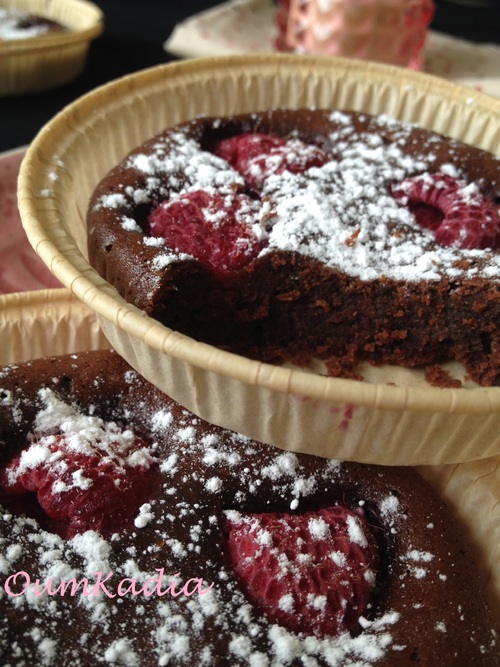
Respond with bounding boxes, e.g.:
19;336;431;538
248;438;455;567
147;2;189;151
390;173;500;250
147;189;267;278
225;505;380;638
213;132;329;190
0;394;156;539
87;109;500;388
0;349;498;665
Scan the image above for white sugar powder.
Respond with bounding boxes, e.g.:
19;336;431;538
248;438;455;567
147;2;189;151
151;409;174;432
121;217;142;233
435;621;447;633
202;446;241;466
401;548;435;580
134;503;155;529
379;495;400;518
278;594;294;612
104;638;139;666
0;9;56;40
346;515;369;547
205;477;223;493
3;356;483;665
330;551;348;567
406;549;434;563
33;632;57;666
4;390;154;496
71;531;112;575
97;193;128;210
308;516;329;540
94;115;500;284
261;452;299;480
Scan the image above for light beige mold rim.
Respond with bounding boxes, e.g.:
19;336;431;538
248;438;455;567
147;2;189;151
17;53;500;416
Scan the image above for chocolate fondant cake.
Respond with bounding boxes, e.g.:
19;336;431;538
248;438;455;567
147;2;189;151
0;9;67;41
87;109;500;387
0;349;498;665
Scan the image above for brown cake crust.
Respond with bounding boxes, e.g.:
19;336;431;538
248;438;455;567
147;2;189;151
0;350;498;665
87;109;500;387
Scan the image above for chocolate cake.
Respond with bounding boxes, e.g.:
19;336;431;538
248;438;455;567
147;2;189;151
0;9;67;41
0;349;498;665
87;109;500;387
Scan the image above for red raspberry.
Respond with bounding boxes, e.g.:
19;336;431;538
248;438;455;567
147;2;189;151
1;431;155;539
147;190;266;278
225;506;379;637
214;133;328;189
391;173;500;250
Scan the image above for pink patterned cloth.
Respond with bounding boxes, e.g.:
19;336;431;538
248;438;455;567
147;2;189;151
278;0;435;69
0;149;61;293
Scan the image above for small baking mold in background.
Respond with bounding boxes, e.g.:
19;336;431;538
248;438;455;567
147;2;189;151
0;0;103;96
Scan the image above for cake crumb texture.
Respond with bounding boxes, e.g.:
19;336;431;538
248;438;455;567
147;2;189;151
87;109;500;387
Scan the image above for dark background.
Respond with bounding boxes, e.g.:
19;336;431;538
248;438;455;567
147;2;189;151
1;0;499;153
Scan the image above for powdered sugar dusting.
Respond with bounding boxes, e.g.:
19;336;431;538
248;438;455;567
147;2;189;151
0;9;62;40
5;389;153;487
261;124;499;280
1;354;497;664
0;392;406;665
346;514;369;547
91;111;500;284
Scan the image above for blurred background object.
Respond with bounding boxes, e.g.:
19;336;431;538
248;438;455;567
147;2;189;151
1;0;499;152
276;0;435;69
0;0;103;96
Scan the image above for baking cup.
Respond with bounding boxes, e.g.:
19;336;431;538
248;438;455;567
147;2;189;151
18;54;500;465
0;288;109;362
281;0;434;69
0;0;103;96
0;288;498;622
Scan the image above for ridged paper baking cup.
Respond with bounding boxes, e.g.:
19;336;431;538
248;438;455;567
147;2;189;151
0;0;103;96
18;54;500;465
0;288;498;624
0;288;109;363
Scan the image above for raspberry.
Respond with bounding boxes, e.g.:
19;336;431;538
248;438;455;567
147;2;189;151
1;429;155;539
214;133;328;189
391;173;500;250
224;506;379;637
147;190;266;277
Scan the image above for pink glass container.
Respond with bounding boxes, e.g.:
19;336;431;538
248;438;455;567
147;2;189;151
276;0;435;70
